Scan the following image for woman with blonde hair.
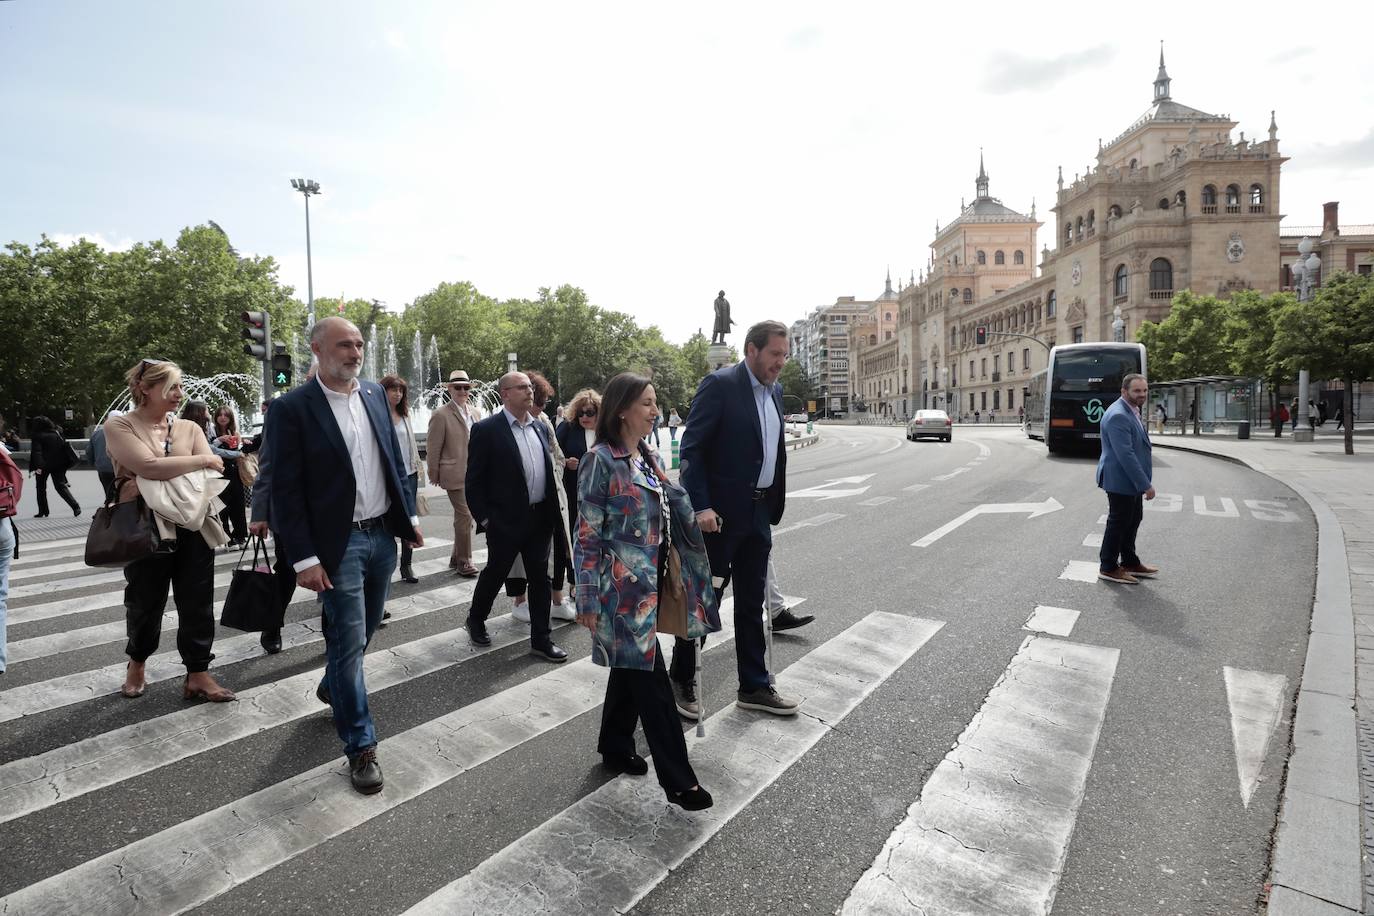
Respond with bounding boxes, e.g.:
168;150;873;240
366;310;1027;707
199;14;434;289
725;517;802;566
103;359;237;702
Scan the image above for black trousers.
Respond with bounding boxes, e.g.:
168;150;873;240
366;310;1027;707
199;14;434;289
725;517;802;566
1100;491;1144;572
671;499;772;693
98;470;117;503
123;526;216;672
470;502;555;644
505;520;573;597
218;466;247;540
35;469;80;515
599;651;698;793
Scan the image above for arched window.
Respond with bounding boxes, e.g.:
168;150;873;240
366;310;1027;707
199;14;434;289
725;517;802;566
1225;184;1241;208
1175;190;1186;207
1086;210;1095;229
949;288;959;303
1129;158;1138;171
869;334;877;345
994;250;1005;265
976;250;986;265
884;312;892;321
962;288;973;304
1075;217;1083;239
1157;198;1170;210
1150;258;1173;292
1014;250;1025;265
1046;290;1056;317
1114;264;1129;299
1108;204;1122;219
951;328;957;347
1249;184;1264;210
1202;185;1217;206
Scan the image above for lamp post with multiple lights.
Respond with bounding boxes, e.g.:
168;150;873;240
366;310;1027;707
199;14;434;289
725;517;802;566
1291;237;1322;442
290;178;322;328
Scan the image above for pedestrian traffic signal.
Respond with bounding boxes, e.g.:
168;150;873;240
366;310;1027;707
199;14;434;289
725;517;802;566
975;325;988;346
241;311;271;361
271;343;292;389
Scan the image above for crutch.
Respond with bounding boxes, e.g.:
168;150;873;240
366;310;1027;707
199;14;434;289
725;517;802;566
694;634;706;738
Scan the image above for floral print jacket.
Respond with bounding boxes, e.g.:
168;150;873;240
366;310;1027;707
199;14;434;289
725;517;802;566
574;440;720;671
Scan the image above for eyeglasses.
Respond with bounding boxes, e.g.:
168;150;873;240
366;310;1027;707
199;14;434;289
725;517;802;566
577;409;598;418
449;383;470;390
135;358;167;382
502;383;534;392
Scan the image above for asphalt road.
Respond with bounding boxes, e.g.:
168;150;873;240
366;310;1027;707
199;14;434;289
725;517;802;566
0;424;1315;915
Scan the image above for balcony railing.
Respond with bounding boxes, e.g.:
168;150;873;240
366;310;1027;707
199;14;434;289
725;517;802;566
1149;289;1173;300
1250;205;1265;214
991;372;1001;382
1201;205;1218;214
1226;205;1241;214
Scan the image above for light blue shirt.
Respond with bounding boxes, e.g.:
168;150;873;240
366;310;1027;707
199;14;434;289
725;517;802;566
504;408;548;505
744;363;780;489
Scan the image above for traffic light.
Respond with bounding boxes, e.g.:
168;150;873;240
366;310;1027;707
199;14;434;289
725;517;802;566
241;311;271;361
271;342;292;389
975;325;988;346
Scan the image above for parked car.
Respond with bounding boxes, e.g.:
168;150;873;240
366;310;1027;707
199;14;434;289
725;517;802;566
906;409;952;442
784;413;808;423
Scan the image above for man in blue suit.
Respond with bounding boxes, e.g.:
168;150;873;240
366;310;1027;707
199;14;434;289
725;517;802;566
1096;372;1157;584
268;317;422;794
671;319;800;717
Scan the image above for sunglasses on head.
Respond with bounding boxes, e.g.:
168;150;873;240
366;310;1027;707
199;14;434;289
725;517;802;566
577;409;598;418
136;358;168;382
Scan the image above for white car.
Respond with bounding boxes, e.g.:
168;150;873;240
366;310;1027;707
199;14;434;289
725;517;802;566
907;409;952;442
785;413;808;423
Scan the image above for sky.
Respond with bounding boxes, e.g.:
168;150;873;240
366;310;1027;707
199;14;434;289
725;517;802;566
3;0;1372;345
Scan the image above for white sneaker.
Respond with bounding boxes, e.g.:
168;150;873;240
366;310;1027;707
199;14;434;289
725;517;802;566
551;597;578;621
511;601;530;624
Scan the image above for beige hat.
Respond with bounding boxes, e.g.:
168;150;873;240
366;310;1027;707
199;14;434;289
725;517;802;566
447;370;471;385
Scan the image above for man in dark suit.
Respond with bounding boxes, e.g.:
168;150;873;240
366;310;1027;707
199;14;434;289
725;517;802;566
1096;372;1157;585
268;317;421;795
671;320;800;717
464;370;568;663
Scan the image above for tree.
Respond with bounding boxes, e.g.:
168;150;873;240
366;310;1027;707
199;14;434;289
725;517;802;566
1272;271;1374;455
1224;289;1294;411
779;359;813;413
1135;291;1233;381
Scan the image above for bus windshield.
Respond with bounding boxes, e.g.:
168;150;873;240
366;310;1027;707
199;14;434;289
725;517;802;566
1052;351;1142;393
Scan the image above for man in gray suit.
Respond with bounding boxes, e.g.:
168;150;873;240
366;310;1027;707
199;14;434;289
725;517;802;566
427;370;481;577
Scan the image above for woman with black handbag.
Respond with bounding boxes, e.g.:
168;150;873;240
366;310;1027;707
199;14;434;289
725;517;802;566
104;359;236;702
28;416;81;518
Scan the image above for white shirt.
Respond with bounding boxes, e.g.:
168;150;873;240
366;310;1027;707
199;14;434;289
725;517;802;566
393;416;416;477
583;427;596;452
743;363;781;489
505;408;548;504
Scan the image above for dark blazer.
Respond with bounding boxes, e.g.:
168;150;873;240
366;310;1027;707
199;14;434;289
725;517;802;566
680;361;786;530
465;410;558;539
30;430;75;474
267;378;418;576
555;419;593;501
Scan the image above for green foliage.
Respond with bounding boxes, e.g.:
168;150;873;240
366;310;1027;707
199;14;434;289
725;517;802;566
1224;289;1293;403
1134;291;1234;381
779;359;813;410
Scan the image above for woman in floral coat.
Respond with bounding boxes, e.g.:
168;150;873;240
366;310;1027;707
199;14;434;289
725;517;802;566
574;372;720;811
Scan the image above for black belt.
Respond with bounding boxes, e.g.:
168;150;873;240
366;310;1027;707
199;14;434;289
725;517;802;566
351;515;386;531
751;488;769;501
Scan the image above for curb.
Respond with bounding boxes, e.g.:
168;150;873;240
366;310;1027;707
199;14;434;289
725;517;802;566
1154;439;1361;913
785;433;820;451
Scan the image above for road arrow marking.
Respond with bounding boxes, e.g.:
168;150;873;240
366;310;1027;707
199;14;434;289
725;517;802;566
772;512;845;537
1224;666;1287;807
787;474;874;501
858;496;896;507
903;483;930;494
912;497;1064;547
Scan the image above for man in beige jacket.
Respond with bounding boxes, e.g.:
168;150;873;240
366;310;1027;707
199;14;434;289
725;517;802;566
428;370;481;576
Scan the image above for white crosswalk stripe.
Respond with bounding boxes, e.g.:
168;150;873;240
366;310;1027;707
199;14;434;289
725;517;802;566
0;537;1130;914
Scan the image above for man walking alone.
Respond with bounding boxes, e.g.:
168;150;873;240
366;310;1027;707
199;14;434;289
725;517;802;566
1097;372;1157;585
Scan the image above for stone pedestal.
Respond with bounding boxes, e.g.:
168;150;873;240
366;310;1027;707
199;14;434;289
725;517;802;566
1293;428;1315;442
706;342;732;371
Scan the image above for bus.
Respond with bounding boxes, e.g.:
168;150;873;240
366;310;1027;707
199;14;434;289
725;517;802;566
1024;342;1147;452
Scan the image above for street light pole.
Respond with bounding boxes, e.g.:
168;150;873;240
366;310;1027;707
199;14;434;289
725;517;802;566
1291;237;1321;443
290;178;322;328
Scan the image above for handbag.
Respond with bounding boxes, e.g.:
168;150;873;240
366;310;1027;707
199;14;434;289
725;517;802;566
657;542;691;638
84;479;174;568
220;537;284;632
416;490;430;516
237;451;259;489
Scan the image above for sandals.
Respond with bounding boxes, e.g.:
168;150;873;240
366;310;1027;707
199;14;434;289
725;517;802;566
120;662;146;698
183;676;237;703
456;563;479;578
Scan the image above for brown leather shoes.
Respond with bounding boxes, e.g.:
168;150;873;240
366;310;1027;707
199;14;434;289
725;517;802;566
1121;563;1159;578
1098;567;1140;585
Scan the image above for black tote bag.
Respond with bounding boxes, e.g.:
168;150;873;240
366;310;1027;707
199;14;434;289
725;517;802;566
220;537;285;632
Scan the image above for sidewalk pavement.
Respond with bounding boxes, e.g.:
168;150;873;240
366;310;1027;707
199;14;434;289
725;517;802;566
1152;431;1374;914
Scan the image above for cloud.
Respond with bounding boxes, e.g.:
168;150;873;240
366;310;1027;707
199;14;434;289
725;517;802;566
1294;128;1374;168
1267;46;1313;65
384;29;407;53
48;232;136;252
980;45;1115;93
787;26;822;49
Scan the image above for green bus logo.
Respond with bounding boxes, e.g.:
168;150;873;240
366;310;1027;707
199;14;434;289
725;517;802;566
1083;399;1105;423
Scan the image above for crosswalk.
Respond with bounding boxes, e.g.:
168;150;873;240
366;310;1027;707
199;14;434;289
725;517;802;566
0;532;1189;913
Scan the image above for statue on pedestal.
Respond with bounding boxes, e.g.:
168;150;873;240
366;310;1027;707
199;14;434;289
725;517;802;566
711;290;734;345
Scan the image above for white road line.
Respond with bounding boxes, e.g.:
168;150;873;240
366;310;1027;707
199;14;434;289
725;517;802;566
0;552;489;723
975;441;991;458
772;512;845;537
1023;605;1081;637
931;467;970;481
4;554;458;665
878;441;902;455
1082;531;1103;548
8;536;89;562
1097;514;1108;524
0;609;570;826
912;498;1062;548
841;635;1119;916
0;616;744;915
857;497;896;507
1223;666;1288;807
404;612;945;915
1059;560;1100;583
903;483;930;494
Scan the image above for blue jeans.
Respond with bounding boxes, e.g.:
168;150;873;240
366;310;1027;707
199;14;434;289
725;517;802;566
0;518;13;672
320;526;397;757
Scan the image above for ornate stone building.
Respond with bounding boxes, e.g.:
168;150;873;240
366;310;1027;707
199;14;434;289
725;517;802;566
903;51;1287;418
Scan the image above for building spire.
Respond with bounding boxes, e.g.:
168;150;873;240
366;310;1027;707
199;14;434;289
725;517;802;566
885;266;893;296
1154;41;1171;102
975;148;990;199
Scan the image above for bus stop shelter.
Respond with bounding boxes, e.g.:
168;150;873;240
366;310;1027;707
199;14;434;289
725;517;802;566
1150;375;1262;437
